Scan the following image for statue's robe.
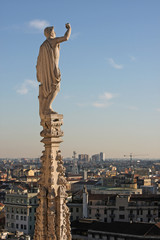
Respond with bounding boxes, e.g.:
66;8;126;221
36;40;61;98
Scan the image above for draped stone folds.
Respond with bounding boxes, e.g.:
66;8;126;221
36;40;61;98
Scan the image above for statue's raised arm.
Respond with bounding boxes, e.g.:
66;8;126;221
36;23;71;119
54;23;71;44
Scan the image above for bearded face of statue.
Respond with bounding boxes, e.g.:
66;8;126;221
44;26;56;39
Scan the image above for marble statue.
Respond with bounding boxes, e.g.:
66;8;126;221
37;23;71;119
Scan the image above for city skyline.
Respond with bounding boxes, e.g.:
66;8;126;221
0;0;160;158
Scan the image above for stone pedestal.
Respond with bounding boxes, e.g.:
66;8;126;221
34;114;71;240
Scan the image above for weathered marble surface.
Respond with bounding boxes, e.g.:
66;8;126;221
34;24;72;240
37;24;71;119
34;114;71;240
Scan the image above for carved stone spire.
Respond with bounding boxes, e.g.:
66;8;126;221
34;114;71;240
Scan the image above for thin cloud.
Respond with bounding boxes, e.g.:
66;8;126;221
100;92;115;100
17;79;38;95
93;91;117;108
130;56;136;61
77;91;117;109
108;58;123;69
70;32;80;40
92;102;112;108
156;108;160;112
28;19;49;30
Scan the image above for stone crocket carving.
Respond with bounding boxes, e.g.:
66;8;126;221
36;23;71;119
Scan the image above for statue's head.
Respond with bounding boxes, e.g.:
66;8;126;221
44;26;56;38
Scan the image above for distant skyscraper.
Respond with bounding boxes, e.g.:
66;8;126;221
100;152;105;161
91;154;100;162
78;154;89;162
92;152;105;162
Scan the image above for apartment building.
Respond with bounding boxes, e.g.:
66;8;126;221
4;186;38;236
68;188;160;223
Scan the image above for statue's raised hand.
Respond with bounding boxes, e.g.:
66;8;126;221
65;23;71;29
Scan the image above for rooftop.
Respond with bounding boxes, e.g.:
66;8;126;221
71;220;160;237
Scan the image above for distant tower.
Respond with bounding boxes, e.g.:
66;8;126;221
83;186;88;218
100;152;105;161
72;151;78;174
83;170;87;180
7;169;12;180
72;151;77;160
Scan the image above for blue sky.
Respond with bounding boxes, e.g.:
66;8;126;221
0;0;160;158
